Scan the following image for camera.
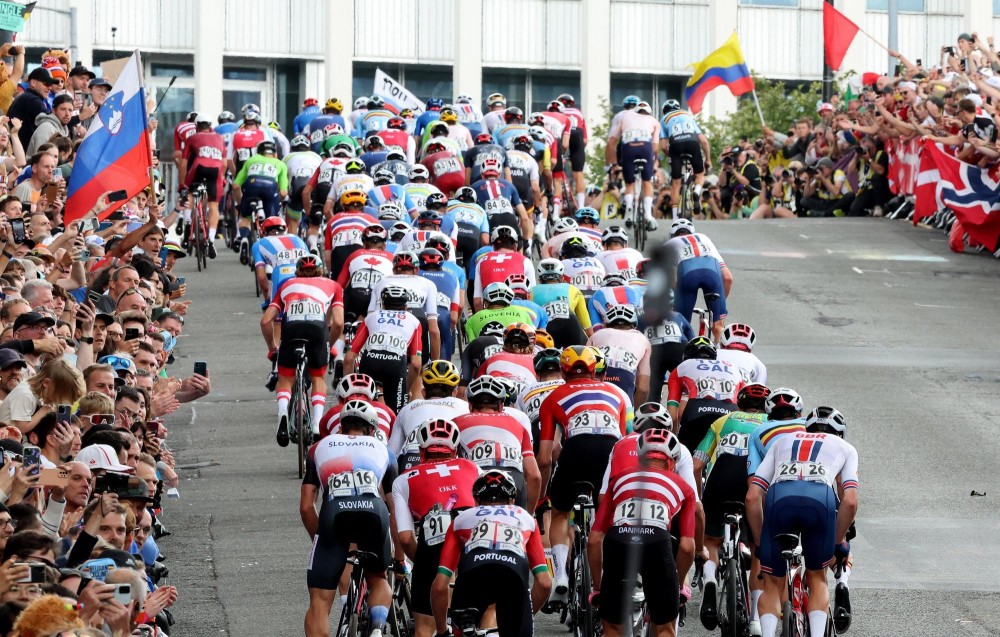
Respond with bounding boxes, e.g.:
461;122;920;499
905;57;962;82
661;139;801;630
146;560;169;584
93;471;140;496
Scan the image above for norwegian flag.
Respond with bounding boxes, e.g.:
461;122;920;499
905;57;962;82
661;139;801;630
914;140;1000;252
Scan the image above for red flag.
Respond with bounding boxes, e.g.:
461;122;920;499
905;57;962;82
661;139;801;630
913;146;939;224
823;2;860;71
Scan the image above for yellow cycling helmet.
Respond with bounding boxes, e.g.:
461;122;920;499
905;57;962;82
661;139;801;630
561;345;597;374
589;346;607;374
535;329;554;349
400;108;414;118
340;189;367;208
325;97;344;112
422;360;460;387
439;108;458;124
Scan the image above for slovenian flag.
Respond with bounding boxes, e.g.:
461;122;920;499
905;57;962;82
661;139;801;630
65;51;152;223
684;33;755;115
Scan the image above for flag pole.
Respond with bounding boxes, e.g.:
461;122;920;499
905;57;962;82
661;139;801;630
751;88;766;129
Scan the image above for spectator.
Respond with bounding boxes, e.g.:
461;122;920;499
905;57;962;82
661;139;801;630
800;157;854;217
10;152;58;211
0;43;26;114
6;68;58;149
26;94;73;156
0;349;28;401
0;356;84;433
20;280;54;311
83;363;118;398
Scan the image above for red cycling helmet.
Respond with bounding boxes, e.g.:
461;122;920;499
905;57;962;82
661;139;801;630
737;383;771;412
261;217;286;234
636;429;677;467
475;132;493;144
393;251;417;271
387;117;406;130
303;97;319;108
362;224;388;243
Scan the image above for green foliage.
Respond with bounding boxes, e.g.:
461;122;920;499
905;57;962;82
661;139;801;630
699;74;823;160
585;97;614;187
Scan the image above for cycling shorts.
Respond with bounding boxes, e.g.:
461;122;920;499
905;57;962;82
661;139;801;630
452;555;532;637
674;256;727;324
602;367;636;404
307;496;392;590
285;207;302;222
433;172;465;197
289;177;310;213
620;143;655;184
190;166;222;203
552;139;566;179
276;320;329;377
411;538;445;616
678;398;736;453
311;182;332;210
328;245;361;281
647;342;685;403
437;309;454;363
456;224;483;265
601;528;679;626
758;481;837;577
240;183;281;218
546;317;587;349
702;454;751;538
359;350;408;414
549;434;617;512
568;128;586;172
668;140;704;180
344;287;373;321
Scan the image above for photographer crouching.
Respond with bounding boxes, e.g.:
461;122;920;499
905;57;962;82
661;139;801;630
717;146;761;219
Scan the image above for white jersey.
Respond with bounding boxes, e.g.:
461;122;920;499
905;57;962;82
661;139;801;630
310;434;393;499
542;231;603;259
284;151;322;182
516;379;564;427
503;406;534;440
716;347;767;384
752;432;859;492
332;174;375;201
664;232;725;266
368;274;439;318
597;248;645;283
482;110;506;134
388;397;470;459
561;256;607;293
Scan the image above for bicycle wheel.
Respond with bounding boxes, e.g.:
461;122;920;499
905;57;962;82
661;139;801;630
679;182;692;220
193;205;206;272
291;371;306;479
781;599;796;637
573;550;595;637
723;557;749;637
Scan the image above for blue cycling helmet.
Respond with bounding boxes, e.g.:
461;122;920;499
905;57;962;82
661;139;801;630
426;98;443;109
575;207;600;225
623;95;640;108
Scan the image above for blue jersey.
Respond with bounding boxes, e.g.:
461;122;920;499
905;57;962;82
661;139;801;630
493;124;531;150
415;109;441;137
359;151;389;171
251;234;309;299
214;122;238;146
355;110;394;137
368;184;417;216
293;106;321;134
443;261;467;293
447;202;490;234
659;110;702;142
304;113;348;151
467;245;494;280
747;418;807;476
420;269;461;312
588;285;644;329
512;298;548;329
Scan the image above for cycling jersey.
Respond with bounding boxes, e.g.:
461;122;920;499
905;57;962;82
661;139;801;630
455;411;534;475
530;282;590;348
355;109;394;137
464;144;509;183
183;131;227;203
398;229;459;256
234;155;289;218
482;110;506;134
252;234;309;300
323;211;378;255
367;184;417;217
446;201;490;264
511;298;546;329
515;379;564;447
598;433;698;498
746;418;807;477
659;110;702;143
352;310;423;412
214;121;238;146
695;410;766;465
588;284;643;329
367;274;438;319
587;328;651;401
388;397;471;471
595;464;696;538
304;113;349;151
666;358;743;406
331;173;375;203
561;256;606;297
284;151;323;213
464;306;536;342
610;110;660;146
472;251;536;302
229;128;268;172
405;183;443;212
715;346;768;384
492;123;531;150
460;334;504;387
665;233;729;323
376;129;416;164
541;230;602;259
319;397;396;442
421;149;465;196
292;105;321;135
504;149;539;205
173;121;196;158
336;248;394;318
472;178;523;236
539;379;627;443
596;247;645;284
478;351;537;387
696;410;767;537
371;158;410;185
414;109;441;137
269;276;343;325
306;157;348;209
419;269;462;360
446;123;475;152
438;505;547;578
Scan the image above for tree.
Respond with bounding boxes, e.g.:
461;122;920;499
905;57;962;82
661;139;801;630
585;97;614;187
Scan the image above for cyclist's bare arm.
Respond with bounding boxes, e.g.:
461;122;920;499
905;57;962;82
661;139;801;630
408;354;422;400
605;136;620;164
659;138;670;156
260;306;280;351
301;183;313;211
255;265;270;299
699;134;712;169
344;350;357;375
327;304;344;342
721;265;733;297
517;203;533;238
300;483;319;539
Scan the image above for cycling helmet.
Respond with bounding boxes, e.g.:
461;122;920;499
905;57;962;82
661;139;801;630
325;97;344;111
340;399;379;434
535;329;554;349
605;304;638;327
483;282;515;306
256;140;276;154
425;192;448;210
336;373;378;401
487;93;507;107
426;235;451;257
494;377;522;406
386;117;406;130
553;218;579;235
353;96;368;109
721;323;757;352
290;134;310;150
439;108;459;124
490;225;518;246
362;224;389;243
636;429;680;465
429;122;450;137
456;94;474;104
591;346;607;375
528;126;548;143
389;221;410;241
418;418;461;453
475;132;494;145
408;165;430;181
635;101;653;115
218;110;235;124
268;121;282;132
533;347;562;373
481;321;505;339
602;225;629;246
467;375;507;403
472;469;518;504
547;100;565;113
241;103;261;117
417;210;443;227
381;285;409;308
422;360;461;387
325;123;346;137
661;99;681;115
636;259;651;280
557;93;575;107
373;169;395;186
504;321;535;342
737;383;771;412
340;190;367;207
536;258;565;282
528;113;546;127
622;95;640;108
378;201;407;221
386;150;405;162
634;403;674;433
574;207;600;225
455;186;477;204
244;110;262;124
367;95;385;110
425;141;447;154
481;158;501;177
559;236;589;259
400;108;414;118
295;254;323;276
261;216;287;234
512;135;533;152
365;135;385;149
330;142;355;158
670;218;695;236
193;112;212;126
765;388;804;418
418;247;444;269
560;345;598;374
344;158;366;174
303;97;319;108
426;98;444;109
601;272;626;288
504;107;524;123
805;406;847;436
683;336;716;360
506;273;529;298
393;251;418;271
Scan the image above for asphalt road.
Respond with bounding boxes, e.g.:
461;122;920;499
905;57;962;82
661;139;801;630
156;217;1000;637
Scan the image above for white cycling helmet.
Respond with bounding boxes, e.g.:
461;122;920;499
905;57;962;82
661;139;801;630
635;101;653;115
417;418;461;452
353;96;368;109
636;429;681;462
536;258;565;282
340;399;379;433
805;406;847;435
490;225;518;245
467;375;507;403
765;388;804;417
336;373;378;401
605;303;639;327
456;94;474;104
408;165;430;180
601;225;629;245
721;323;757;352
483;282;515;306
670;218;695;236
634;403;674;434
553;218;579;235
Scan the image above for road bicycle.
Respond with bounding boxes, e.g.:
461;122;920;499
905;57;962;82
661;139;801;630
288;339;313;478
716;501;752;637
692;291;720;340
387;563;413;637
220;174;238;250
676;155;698;221
564;482;599;637
335;550;376;637
188;183;210;271
774;533;837;637
629;158;649;252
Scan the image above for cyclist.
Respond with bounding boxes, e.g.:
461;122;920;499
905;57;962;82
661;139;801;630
228;108;269;176
515;348;565;448
637;263;694;403
214;110;238;145
505;274;547;329
233;140;289;263
692;383;770;631
432;469;552;637
478;322;538;387
716;322;767;384
535;102;572;217
267;121;290;157
368;251;441;362
437;107;473;151
465;132;509;184
324;189;378;277
320;123;361;159
182;112;227;255
318;373;396;443
426;234;468;297
481;93;508;133
367;169;417;217
472;227;535;311
459;321;505;397
346;285;423;414
292;96;320;135
446;187;489;267
557;94;589;210
589;428;697;637
596;225;643;283
417;248;461;361
354;95;394;138
572;206;605;247
330;158;375;207
492;106;530;150
455;93;484;136
252;216;309;302
465;282;535;341
283;134;323;238
414;97;443;139
261;255;344;446
659;99;711;220
540;217;579;259
300;399;396;637
304;98;348;151
664;218;733;342
455;375;540;509
376;116;416;164
606;100;660;230
404;165;444;213
371;148;410;185
587;272;643;330
359;134;390;169
747;406;859;637
748;389;808;480
473;157;533;241
173;111;198;177
538;346;628;601
388;360;469;472
506;134;547;233
666;336;743;452
530;259;591;347
587;303;651;404
335;224;394;319
559;236;606;301
391;417;479;637
420;139;465;197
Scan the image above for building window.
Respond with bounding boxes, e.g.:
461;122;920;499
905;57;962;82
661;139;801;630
994;0;1000;15
224;67;267;82
739;0;798;6
866;0;925;10
482;69;527;111
151;63;193;78
530;72;581;114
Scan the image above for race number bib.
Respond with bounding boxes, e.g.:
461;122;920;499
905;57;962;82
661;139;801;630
604;346;640;373
544;300;570;320
198;146;223;161
694;376;737;401
622;128;651;144
286;298;324;322
566;410;620;437
774;462;828;484
332;229;363;248
365;332;408;356
292;165;315;178
421;511;451;546
433;157;462;175
613;497;669;530
465;520;525;556
274;248;308;266
350;268;384;289
467;440;522;469
679;236;711;260
436;292;452;309
236;147;252;161
570;272;601;291
310;129;324;144
319;168;334;184
646;322;682;344
717;431;749;457
484;198;514;215
328;469;378;499
249;162;279;178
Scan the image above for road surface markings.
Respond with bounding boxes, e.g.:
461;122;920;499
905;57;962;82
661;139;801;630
852;267;864;274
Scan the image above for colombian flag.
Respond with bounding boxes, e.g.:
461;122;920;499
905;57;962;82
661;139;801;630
684;33;754;115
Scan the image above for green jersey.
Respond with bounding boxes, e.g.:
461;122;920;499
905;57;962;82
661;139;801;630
234;155;289;192
465;306;537;342
694;410;767;465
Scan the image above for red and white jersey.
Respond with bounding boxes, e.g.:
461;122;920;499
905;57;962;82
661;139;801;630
473;251;536;300
609;111;660;144
539;379;628;442
388;397;470;458
376;129;416;163
666;358;745;405
477;352;537;387
173;121;196;156
306;434;393;497
538;111;571;140
398;229;459;256
563;107;588;142
751;432;860;493
597;248;645;283
229;128;268;164
422;150;464;183
319;397;396;441
562;256;606;293
593;465;696;537
268;277;343;323
308;157;350;189
437;505;548;577
336;249;394;291
664;232;725;266
324;212;379;251
454;412;534;472
391;459;481;543
599;434;699;501
350;310;422;359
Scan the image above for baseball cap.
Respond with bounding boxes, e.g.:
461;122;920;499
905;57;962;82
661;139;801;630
818;102;834;113
98;354;136;374
816;157;834;169
116;479;154;503
88;77;113;90
75;444;134;473
27;67;58;85
162;241;187;258
69;63;96;79
12;311;56;332
958;33;973;42
99;549;138;569
0;349;27;371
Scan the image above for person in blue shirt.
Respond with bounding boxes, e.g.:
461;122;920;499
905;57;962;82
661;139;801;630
359;135;390;170
414;98;443;138
507;276;548;329
418;247;460;360
214;111;239;146
293;97;321;134
303;98;348;152
426;235;467;295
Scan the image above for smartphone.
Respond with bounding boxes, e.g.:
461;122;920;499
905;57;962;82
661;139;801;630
76;248;90;262
194;361;208;377
56;404;72;426
21;445;40;476
153;149;161;160
946;46;956;55
107;190;129;203
107;210;126;221
38;467;69;487
10;218;25;244
125;327;140;341
42;182;60;202
894;63;902;77
963;58;972;73
147;419;163;438
90;413;115;427
177;277;186;286
112;582;132;604
14;562;47;583
87;290;103;305
916;59;922;67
